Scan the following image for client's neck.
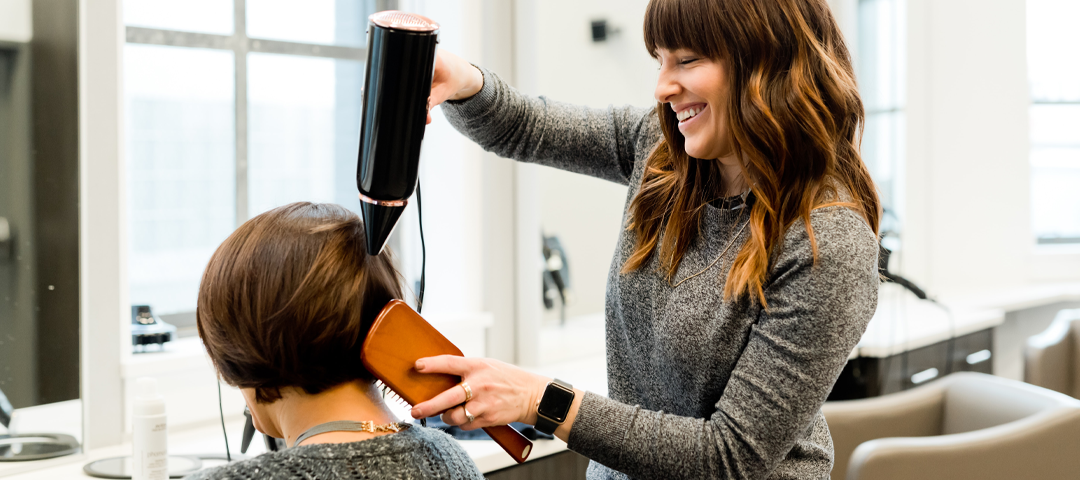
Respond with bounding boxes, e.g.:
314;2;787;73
272;380;402;447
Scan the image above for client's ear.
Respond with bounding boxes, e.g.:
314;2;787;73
241;388;284;439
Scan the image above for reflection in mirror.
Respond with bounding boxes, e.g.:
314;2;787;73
0;0;81;460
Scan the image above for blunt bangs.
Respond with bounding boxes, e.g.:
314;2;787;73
644;0;726;59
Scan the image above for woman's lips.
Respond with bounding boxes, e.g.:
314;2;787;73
678;104;708;133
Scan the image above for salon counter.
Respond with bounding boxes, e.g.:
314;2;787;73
0;354;609;479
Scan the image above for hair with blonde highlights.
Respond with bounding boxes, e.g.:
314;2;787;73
627;0;880;307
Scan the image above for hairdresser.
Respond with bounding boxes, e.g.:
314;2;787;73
410;0;880;478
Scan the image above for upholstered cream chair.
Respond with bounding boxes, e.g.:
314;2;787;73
823;372;1080;480
1025;308;1080;397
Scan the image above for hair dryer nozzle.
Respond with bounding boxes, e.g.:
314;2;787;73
361;201;406;256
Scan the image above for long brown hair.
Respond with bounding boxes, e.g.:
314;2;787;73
626;0;880;307
197;202;403;403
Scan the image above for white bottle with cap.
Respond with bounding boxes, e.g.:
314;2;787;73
133;377;168;480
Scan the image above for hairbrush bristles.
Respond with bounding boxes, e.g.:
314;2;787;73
376;380;411;408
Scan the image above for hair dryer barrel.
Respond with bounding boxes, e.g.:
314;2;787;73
357;11;439;255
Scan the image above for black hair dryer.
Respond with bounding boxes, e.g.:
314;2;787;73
357;11;440;255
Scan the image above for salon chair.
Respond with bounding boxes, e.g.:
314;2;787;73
822;372;1080;480
1024;308;1080;398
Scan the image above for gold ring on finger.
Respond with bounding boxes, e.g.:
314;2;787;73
460;382;473;402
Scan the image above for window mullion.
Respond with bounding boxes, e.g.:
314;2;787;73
235;0;249;225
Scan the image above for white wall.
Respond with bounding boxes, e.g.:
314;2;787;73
902;0;1079;297
396;0;486;316
516;0;657;322
0;0;31;42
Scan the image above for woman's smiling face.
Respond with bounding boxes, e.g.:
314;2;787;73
654;48;731;160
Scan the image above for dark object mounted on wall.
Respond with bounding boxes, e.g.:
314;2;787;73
878;244;927;300
542;235;572;324
131;305;177;351
356;11;439;256
590;19;620;42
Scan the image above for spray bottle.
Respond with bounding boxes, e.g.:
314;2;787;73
133;377;168;480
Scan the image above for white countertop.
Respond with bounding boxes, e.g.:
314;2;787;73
852;284;1005;358
0;354;608;479
0;417;573;479
941;281;1080;312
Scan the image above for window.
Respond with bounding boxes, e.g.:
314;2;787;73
124;0;384;320
858;0;906;244
1027;0;1080;245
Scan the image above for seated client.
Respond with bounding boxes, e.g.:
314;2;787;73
188;202;483;480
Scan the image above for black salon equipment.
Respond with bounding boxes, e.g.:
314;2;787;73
356;11;439;257
542;234;572;324
131;305;177;350
878;244;928;300
238;406;285;455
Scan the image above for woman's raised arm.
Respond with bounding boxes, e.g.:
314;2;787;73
429;49;655;186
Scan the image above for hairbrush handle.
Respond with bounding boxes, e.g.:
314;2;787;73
483;425;532;463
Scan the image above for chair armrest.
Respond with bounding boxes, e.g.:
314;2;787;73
822;381;947;480
847;407;1080;480
1025;313;1073;395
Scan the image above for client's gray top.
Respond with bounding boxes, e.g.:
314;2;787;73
184;426;483;480
442;69;879;480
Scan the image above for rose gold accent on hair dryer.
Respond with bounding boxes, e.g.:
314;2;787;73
359;192;408;208
369;11;440;32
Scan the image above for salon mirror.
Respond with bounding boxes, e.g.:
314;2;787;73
0;0;82;463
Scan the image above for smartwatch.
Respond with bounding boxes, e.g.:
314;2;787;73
535;378;575;435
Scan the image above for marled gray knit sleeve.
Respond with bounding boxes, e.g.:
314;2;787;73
441;67;655;185
567;208;878;480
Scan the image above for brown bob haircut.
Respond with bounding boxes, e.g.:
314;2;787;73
197;202;403;403
628;0;880;307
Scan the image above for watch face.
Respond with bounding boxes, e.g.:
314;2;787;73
538;384;575;422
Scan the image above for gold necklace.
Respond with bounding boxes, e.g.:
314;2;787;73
292;420;411;448
670;194;750;289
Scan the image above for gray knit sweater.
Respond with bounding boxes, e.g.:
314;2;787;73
442;69;879;480
183;426;483;480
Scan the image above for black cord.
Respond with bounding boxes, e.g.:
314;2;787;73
416;179;426;314
416;179;427;429
218;378;231;462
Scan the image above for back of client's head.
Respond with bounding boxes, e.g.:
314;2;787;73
197;202;402;403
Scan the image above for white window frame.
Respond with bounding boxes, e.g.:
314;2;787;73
79;0;522;450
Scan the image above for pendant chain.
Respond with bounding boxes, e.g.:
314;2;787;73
670;192;750;289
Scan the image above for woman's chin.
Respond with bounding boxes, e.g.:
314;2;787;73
683;144;713;160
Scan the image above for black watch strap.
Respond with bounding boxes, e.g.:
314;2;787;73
535;378;574;435
535;413;560;436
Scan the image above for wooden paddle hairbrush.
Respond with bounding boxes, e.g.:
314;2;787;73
361;300;533;464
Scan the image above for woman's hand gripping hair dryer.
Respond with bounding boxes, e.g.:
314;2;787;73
357;11;439;255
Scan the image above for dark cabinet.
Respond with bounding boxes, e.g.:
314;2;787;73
828;329;993;401
485;451;590;480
